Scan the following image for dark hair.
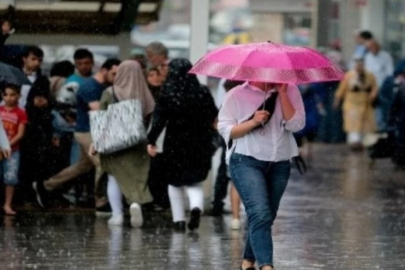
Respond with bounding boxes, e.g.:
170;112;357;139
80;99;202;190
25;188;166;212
133;54;147;70
50;60;75;77
22;46;44;59
73;48;94;61
2;84;21;94
147;67;160;75
223;80;244;92
101;58;121;70
359;31;373;40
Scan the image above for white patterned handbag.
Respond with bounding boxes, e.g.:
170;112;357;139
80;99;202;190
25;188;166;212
89;98;147;154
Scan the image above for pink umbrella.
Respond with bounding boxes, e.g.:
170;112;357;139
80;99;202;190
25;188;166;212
189;42;344;84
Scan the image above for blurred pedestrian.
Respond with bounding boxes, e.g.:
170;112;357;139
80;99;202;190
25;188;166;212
97;61;155;227
32;59;120;213
65;49;94;86
20;46;50;108
364;39;394;130
147;59;217;232
0;84;27;215
334;58;378;151
349;30;373;69
146;67;163;101
145;41;169;79
49;60;75;98
218;82;305;270
390;76;405;169
211;80;244;223
0;6;14;48
20;82;54;203
379;59;405;129
294;83;325;162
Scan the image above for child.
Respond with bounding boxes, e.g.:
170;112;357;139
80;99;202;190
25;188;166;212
0;84;27;215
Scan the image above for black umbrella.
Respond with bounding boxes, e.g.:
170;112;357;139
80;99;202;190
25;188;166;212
0;62;31;86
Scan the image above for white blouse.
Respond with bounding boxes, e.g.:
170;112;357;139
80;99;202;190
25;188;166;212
218;82;305;163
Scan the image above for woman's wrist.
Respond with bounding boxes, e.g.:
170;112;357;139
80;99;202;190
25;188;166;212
249;119;261;128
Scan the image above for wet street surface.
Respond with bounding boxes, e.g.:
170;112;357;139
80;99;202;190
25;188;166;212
1;145;405;269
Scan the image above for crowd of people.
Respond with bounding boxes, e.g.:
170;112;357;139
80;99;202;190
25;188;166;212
0;42;217;230
0;29;403;270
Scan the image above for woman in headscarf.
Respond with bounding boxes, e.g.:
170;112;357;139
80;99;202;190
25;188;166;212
147;59;218;232
98;60;155;227
334;58;378;151
146;67;163;101
20;80;54;203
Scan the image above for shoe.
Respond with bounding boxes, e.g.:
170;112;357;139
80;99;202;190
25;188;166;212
32;181;49;208
231;219;241;230
108;214;124;226
188;208;201;231
96;203;112;218
209;203;224;216
129;203;143;228
173;221;186;232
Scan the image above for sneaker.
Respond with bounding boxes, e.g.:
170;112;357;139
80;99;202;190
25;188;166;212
96;203;112;218
32;181;49;208
129;203;143;228
188;208;201;231
108;214;124;226
231;219;241;230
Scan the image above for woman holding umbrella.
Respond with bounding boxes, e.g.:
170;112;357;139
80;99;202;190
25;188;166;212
219;82;305;270
190;42;343;270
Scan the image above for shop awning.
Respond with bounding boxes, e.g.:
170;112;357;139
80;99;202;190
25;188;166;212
0;0;164;35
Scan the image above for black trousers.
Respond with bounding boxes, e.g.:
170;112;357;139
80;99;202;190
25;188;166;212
212;137;230;209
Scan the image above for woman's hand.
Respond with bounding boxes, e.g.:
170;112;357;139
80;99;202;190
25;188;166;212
2;148;11;159
252;110;270;126
88;144;98;156
52;137;60;147
147;144;158;157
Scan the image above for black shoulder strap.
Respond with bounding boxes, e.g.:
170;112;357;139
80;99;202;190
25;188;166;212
227;92;279;149
248;92;279;131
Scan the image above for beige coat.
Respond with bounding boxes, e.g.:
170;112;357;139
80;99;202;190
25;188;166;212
335;70;378;133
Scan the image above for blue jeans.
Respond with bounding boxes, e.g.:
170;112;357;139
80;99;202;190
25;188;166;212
230;153;291;268
0;151;20;186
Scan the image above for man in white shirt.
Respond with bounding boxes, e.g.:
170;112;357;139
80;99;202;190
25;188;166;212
364;40;394;87
364;40;394;130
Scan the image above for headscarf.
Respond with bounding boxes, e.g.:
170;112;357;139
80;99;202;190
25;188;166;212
160;58;217;126
113;60;155;117
162;58;200;94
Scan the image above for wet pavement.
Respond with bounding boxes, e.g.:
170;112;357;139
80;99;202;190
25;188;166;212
1;144;405;269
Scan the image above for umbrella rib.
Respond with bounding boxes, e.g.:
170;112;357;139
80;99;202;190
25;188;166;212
232;48;257;81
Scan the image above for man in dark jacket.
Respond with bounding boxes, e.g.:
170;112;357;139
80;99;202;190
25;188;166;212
20;46;50;108
390;79;405;169
0;6;15;48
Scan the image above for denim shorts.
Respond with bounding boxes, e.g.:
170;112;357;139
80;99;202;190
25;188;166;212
1;151;20;186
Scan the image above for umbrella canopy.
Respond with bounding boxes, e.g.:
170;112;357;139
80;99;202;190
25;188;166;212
0;62;31;87
189;42;344;84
